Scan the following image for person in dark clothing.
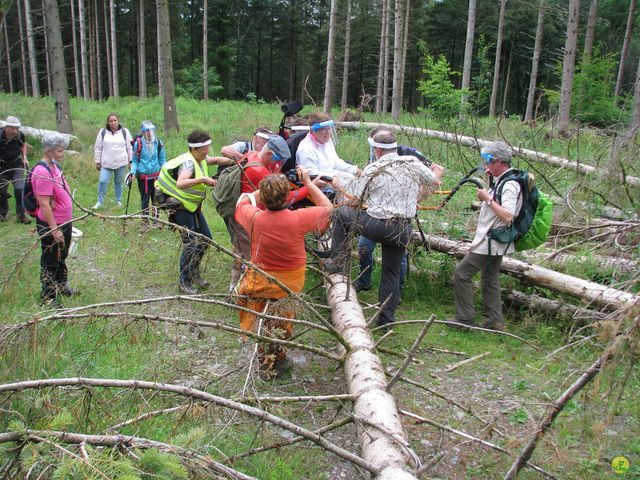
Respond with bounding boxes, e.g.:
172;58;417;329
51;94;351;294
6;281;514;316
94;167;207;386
0;116;30;224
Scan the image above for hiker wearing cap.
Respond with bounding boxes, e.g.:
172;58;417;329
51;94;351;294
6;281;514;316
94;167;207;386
129;121;166;218
295;112;360;192
93;113;133;209
32;133;77;306
0;116;30;223
220;126;272;161
235;166;332;379
324;131;444;329
156;130;227;295
452;142;522;331
227;134;296;289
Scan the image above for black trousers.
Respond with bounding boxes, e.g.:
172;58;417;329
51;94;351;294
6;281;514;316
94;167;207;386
0;162;26;218
37;218;72;299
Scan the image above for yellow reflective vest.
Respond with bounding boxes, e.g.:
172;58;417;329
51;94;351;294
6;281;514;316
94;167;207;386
156;152;209;212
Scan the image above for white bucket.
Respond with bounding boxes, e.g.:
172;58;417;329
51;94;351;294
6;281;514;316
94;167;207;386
69;227;83;256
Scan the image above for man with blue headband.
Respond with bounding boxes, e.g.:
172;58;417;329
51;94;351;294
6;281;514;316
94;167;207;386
296;112;360;192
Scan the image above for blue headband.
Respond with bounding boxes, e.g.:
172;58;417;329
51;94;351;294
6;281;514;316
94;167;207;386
481;152;493;163
311;120;335;132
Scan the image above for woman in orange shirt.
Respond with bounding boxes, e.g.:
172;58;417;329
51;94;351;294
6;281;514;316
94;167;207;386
234;166;332;379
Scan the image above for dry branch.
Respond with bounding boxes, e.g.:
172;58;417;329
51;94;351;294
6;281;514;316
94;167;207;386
0;377;378;474
504;290;607;321
337;121;640;188
413;233;639;311
443;351;491;373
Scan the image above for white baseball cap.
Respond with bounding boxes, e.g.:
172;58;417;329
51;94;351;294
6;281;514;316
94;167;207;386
5;116;21;127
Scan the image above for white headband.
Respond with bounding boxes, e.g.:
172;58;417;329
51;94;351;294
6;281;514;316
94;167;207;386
255;132;270;140
188;139;212;148
290;125;310;131
368;137;397;149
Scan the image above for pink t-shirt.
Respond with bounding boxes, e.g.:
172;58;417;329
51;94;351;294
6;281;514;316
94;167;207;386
32;162;73;224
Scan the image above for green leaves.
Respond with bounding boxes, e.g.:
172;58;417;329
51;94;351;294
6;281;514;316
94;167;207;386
417;54;467;120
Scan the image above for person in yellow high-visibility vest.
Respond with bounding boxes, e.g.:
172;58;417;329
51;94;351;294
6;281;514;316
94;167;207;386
157;130;231;294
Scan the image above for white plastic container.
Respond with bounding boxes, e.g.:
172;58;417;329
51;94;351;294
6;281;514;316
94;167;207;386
69;227;83;256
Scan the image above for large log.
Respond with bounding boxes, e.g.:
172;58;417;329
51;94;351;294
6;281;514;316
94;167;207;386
504;290;607;321
337;121;640;188
0;121;81;150
412;233;639;311
325;275;418;480
519;250;638;275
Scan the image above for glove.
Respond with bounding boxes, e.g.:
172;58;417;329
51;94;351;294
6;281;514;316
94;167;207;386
125;173;134;186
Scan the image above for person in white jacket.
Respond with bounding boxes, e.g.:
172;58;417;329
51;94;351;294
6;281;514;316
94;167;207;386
93;113;133;209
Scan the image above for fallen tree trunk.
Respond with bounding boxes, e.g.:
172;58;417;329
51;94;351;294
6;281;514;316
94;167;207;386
0;121;81;150
338;121;640;188
412;233;639;311
325;274;419;479
519;250;638;275
504;290;607;321
547;195;637;221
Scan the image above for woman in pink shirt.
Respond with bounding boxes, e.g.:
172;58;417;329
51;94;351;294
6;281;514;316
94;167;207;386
32;133;76;305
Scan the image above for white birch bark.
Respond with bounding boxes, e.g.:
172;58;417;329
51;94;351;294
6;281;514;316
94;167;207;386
78;0;90;99
391;0;404;119
323;0;338;114
340;0;352;111
558;0;580;135
489;0;506;117
375;0;388;114
614;0;636;98
524;0;546;124
23;0;39;96
109;0;119;98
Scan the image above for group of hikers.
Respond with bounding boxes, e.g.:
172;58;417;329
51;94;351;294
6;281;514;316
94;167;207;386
1;112;524;379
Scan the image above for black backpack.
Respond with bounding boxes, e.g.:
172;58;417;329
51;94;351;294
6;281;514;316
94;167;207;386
22;161;66;217
281;131;308;174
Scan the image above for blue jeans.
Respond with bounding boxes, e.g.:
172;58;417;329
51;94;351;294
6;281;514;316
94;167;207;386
357;236;408;291
97;165;127;204
170;207;211;285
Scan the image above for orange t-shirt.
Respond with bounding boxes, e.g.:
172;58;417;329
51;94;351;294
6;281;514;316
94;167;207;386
235;198;330;270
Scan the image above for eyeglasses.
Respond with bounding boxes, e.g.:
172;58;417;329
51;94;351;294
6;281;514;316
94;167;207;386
481;152;493;164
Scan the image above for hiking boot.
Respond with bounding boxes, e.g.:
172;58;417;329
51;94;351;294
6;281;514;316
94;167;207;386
354;282;372;293
192;276;210;288
178;282;198;295
481;320;506;331
41;296;62;308
17;215;31;224
58;285;79;297
92;202;102;210
116;201;122;207
446;318;476;330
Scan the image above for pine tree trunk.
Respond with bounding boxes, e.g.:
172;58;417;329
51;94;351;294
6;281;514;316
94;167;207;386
79;0;90;99
288;0;296;102
375;0;388;115
398;0;410;110
323;0;338;114
460;0;477;111
3;23;14;93
391;0;404;119
16;0;29;95
137;0;146;97
632;55;640;127
94;0;103;100
23;0;39;96
88;0;96;98
42;10;52;96
614;0;636;99
70;0;81;96
156;0;179;132
524;0;546;124
340;0;352;111
501;42;513;114
583;0;597;59
382;2;391;114
43;0;73;133
104;0;112;97
156;3;163;97
489;0;506;117
109;0;119;98
202;0;208;100
558;0;580;135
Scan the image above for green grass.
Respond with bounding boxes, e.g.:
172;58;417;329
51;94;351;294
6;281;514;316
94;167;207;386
0;93;638;479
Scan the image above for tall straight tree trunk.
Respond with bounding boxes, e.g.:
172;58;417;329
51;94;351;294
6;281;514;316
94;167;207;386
43;0;73;133
558;0;580;135
460;0;477;111
525;0;546;124
323;0;338;114
202;0;208;100
94;0;103;100
632;54;640;127
156;0;178;132
70;0;81;96
398;0;410;109
42;9;52;96
381;1;391;114
157;3;163;97
489;0;506;117
88;0;96;98
109;0;119;98
16;0;29;95
583;0;597;59
340;0;352;110
375;0;388;114
391;0;404;119
288;0;296;101
79;0;89;99
24;0;40;96
103;0;112;97
614;0;636;98
501;41;513;113
137;0;146;98
4;24;14;93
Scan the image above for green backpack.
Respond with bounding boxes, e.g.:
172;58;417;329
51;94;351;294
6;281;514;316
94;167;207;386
212;158;261;218
488;169;553;252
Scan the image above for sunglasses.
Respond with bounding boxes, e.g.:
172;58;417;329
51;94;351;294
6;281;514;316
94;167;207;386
481;152;493;164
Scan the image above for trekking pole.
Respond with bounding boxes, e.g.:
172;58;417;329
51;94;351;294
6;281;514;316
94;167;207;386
125;174;133;215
